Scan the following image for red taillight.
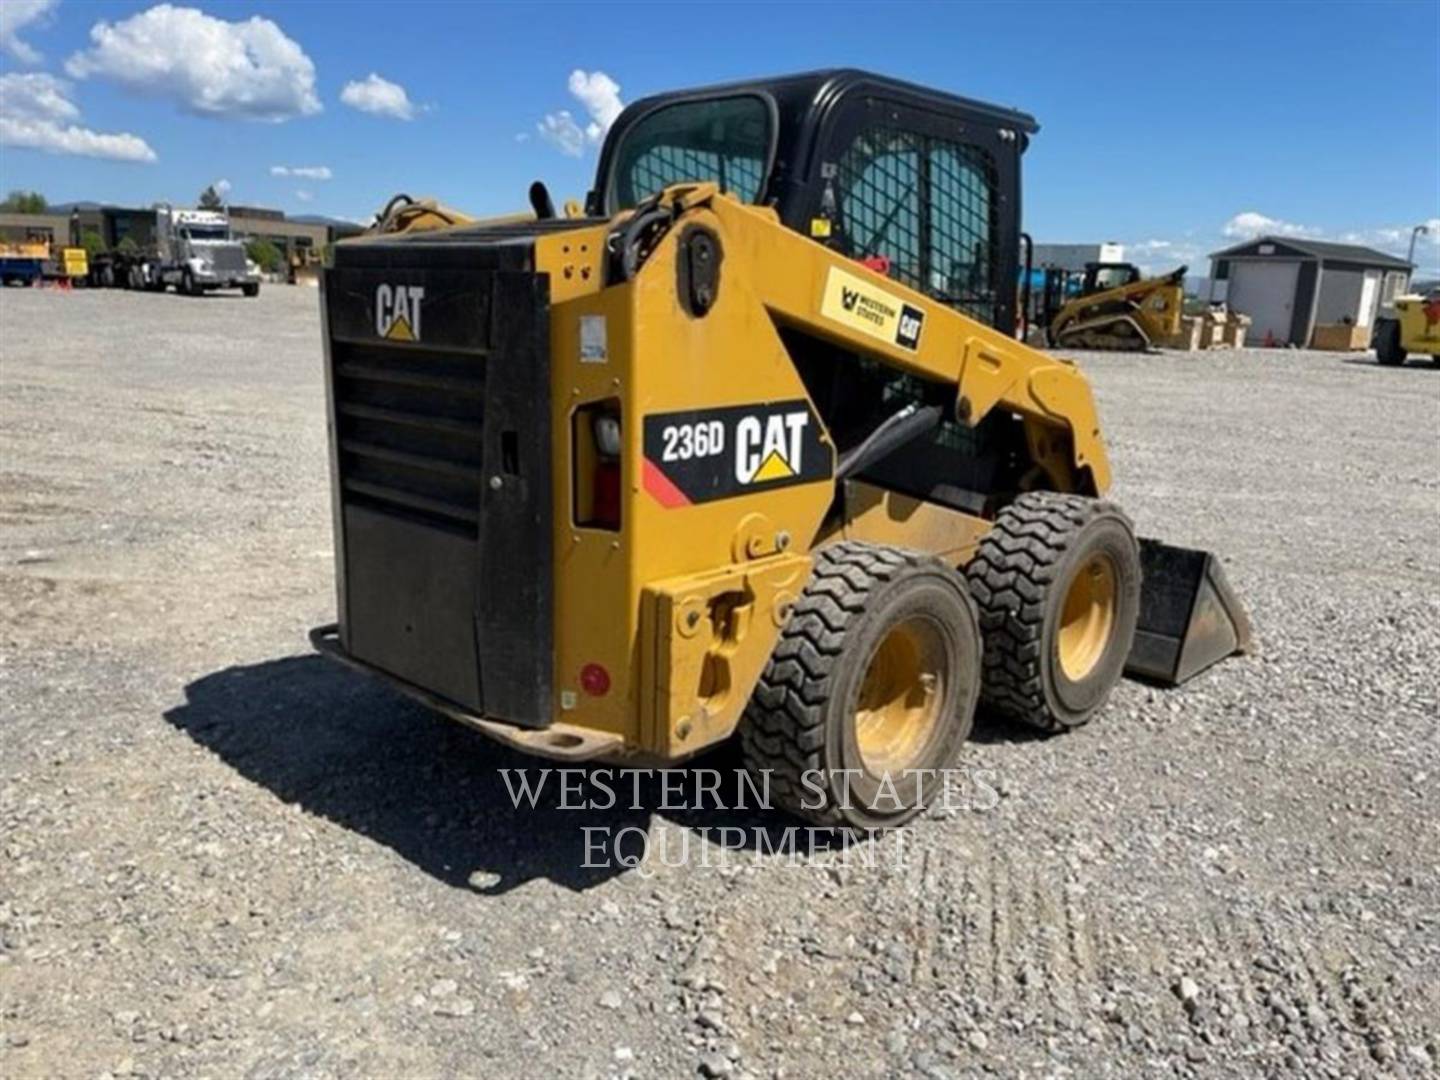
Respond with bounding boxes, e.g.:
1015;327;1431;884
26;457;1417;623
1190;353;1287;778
580;663;611;696
592;461;620;529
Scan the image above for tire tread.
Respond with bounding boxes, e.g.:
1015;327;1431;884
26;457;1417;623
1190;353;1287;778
740;541;944;825
965;491;1132;733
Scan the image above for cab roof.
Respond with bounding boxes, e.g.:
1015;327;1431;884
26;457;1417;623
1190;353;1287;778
610;69;1039;138
591;69;1038;216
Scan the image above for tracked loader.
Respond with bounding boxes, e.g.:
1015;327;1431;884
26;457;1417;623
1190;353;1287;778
1045;262;1186;350
311;70;1249;828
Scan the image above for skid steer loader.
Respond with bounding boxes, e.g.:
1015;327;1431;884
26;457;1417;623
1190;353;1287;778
310;70;1249;828
1045;262;1187;350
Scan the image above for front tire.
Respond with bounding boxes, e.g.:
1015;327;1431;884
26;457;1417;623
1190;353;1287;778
1375;320;1406;366
242;282;259;298
966;492;1141;732
740;541;982;829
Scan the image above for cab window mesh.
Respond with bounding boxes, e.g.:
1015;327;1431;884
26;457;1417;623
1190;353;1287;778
839;126;999;323
611;97;770;210
629;147;764;207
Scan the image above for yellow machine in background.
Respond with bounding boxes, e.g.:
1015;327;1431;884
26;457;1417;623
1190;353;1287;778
1374;290;1440;366
311;71;1248;828
0;239;50;286
61;247;89;279
1045;262;1186;350
0;240;87;285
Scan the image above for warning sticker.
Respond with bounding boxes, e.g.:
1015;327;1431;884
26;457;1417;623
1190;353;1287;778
820;265;925;351
579;314;608;363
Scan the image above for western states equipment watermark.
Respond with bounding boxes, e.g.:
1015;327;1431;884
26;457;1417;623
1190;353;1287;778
497;766;1001;873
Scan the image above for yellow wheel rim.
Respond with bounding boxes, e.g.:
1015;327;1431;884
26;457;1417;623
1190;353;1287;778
1058;552;1118;681
854;617;946;775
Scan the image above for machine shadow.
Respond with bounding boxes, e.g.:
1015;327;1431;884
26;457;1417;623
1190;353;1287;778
1340;356;1436;370
165;654;858;894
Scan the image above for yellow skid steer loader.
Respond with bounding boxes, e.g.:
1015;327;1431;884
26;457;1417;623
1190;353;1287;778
1373;289;1440;366
311;70;1248;828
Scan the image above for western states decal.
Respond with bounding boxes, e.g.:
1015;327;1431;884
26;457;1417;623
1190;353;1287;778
820;265;925;351
642;400;832;507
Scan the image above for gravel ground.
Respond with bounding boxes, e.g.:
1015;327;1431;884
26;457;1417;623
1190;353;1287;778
2;284;1437;1079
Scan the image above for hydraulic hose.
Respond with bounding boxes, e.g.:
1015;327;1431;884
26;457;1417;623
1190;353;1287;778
836;402;944;480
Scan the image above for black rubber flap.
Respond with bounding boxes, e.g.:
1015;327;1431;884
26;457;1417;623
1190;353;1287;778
345;503;481;708
1126;540;1252;685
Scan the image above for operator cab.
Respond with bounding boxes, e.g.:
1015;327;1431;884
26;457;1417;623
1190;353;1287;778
590;71;1041;520
590;69;1037;333
1082;261;1142;295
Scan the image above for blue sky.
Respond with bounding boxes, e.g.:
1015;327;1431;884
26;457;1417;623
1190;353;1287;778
1;0;1437;274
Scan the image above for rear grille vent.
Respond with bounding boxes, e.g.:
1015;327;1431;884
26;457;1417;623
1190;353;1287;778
333;342;485;534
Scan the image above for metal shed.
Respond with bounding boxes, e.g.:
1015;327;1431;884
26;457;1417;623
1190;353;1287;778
1208;236;1412;346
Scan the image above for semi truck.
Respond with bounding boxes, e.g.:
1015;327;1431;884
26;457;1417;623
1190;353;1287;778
78;205;261;296
144;206;262;297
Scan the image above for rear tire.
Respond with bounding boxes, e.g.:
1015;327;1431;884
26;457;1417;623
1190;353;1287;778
740;541;982;829
1375;320;1406;366
966;492;1140;733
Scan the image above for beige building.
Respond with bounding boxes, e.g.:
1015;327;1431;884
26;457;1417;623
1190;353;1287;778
0;211;72;248
228;205;331;268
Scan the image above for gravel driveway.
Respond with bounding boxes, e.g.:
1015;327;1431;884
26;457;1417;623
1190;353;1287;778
2;285;1436;1078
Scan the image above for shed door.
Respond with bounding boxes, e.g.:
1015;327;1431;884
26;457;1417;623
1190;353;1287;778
1228;260;1300;345
1356;271;1380;328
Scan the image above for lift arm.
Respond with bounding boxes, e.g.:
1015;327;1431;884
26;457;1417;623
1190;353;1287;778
697;190;1111;494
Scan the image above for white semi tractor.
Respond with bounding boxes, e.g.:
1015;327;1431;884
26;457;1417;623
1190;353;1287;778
142;206;263;297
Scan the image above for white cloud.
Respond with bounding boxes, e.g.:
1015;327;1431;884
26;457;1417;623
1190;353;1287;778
537;109;586;156
1336;218;1440;270
1221;210;1319;240
568;69;623;143
65;4;320;122
1338;219;1440;250
1218;210;1440;269
0;71;76;122
0;72;157;162
339;73;414;120
213;177;232;197
294;189;314;202
538;69;624;155
1119;238;1202;277
270;164;332;179
0;0;57;64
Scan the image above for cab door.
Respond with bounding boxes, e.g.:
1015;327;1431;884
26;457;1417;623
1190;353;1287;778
800;94;1023;333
